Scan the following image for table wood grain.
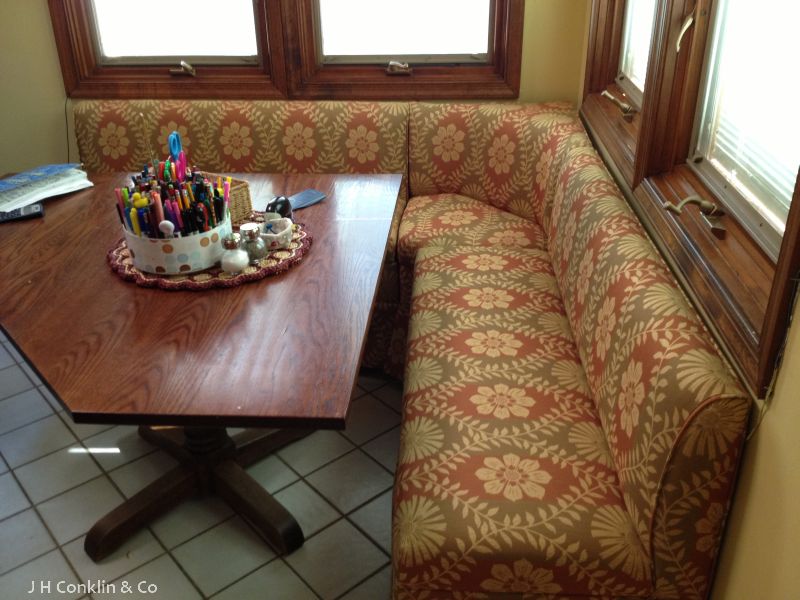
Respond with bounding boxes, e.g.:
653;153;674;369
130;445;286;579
0;173;401;428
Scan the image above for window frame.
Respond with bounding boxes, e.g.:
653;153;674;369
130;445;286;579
281;0;522;100
48;0;288;99
48;0;523;100
581;0;800;397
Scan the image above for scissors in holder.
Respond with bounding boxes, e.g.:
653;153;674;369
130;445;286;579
168;131;187;181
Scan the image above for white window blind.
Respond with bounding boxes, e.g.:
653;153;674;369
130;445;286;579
619;0;657;93
694;0;800;256
317;0;491;63
90;0;258;61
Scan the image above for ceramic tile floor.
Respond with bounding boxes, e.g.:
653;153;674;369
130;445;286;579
0;329;402;600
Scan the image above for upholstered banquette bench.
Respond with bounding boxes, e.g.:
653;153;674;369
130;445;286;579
73;100;751;600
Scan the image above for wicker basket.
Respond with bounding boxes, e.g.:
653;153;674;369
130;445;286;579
201;172;252;225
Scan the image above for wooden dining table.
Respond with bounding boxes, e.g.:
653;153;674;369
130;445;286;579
0;171;402;561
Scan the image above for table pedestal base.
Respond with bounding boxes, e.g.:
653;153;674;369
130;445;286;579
84;426;312;562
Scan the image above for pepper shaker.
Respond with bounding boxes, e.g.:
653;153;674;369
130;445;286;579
240;222;268;265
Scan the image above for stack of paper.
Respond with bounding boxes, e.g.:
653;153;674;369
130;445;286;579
0;164;93;213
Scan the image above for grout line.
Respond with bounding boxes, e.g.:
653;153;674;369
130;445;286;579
1;369;401;596
332;562;391;600
0;410;54;439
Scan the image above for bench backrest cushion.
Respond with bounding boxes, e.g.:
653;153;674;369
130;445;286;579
73;99;409;181
408;102;582;222
546;138;751;598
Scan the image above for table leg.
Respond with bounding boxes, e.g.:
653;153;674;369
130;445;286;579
212;459;304;553
82;426;311;562
84;464;199;561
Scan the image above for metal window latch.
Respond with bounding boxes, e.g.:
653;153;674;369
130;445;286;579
601;90;636;121
169;60;196;77
663;194;727;239
385;61;412;76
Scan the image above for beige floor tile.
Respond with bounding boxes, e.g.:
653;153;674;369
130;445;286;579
0;414;75;468
149;496;234;550
0;472;29;521
349;490;392;554
107;452;178;499
286;519;388;600
278;430;354;476
0;550;82;600
245;455;299;494
273;480;340;537
83;426;155;472
342;396;402;446
211;559;317;600
14;447;101;504
0;365;34;401
0;389;52;436
62;529;163;584
172;517;276;596
37;476;124;545
93;554;201;600
362;426;400;473
341;565;392;600
0;509;55;575
306;450;393;514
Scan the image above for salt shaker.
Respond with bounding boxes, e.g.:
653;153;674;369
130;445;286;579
240;223;268;265
220;233;249;274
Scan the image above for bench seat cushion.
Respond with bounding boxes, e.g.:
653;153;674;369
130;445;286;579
393;245;652;599
397;194;546;269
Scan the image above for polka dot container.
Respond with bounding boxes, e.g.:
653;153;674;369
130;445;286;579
122;217;233;275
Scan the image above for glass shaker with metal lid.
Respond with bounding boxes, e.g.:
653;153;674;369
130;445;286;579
239;222;268;264
220;232;249;274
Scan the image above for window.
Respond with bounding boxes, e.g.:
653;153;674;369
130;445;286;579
691;0;800;261
48;0;523;100
618;0;656;98
283;0;522;99
582;0;800;397
49;0;285;99
90;0;258;63
317;0;491;64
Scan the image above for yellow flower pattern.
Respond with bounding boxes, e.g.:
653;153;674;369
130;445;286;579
462;288;513;310
345;124;378;163
465;330;522;358
475;454;552;501
469;384;534;419
282;122;316;161
487;134;515;175
431;124;465;162
481;560;562;594
98;122;129;160
220;121;253;160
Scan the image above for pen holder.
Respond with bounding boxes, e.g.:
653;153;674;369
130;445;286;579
122;217;233;275
200;172;252;225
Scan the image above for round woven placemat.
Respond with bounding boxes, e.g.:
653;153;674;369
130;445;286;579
107;222;312;291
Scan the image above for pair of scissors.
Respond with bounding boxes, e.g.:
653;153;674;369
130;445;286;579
168;131;187;182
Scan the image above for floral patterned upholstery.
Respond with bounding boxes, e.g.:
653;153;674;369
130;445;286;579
395;245;652;599
397;194;547;269
73;99;408;369
408;102;585;221
394;120;751;599
381;103;584;378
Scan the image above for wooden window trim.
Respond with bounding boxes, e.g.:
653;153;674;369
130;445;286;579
279;0;523;100
49;0;522;101
582;0;799;397
48;0;288;99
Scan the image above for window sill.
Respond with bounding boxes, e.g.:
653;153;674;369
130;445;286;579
582;102;776;396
